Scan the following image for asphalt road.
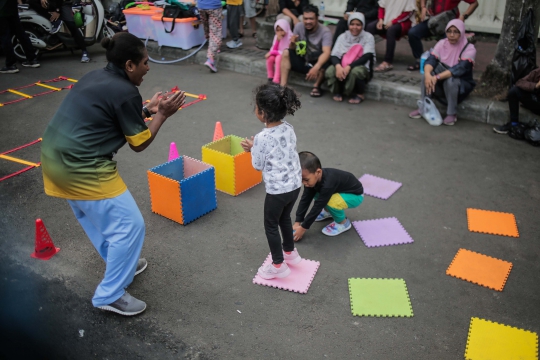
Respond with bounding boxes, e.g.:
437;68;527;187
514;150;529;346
1;46;539;359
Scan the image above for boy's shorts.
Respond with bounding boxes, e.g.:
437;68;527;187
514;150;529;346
243;0;257;18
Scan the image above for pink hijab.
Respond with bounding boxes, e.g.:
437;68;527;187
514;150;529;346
270;19;292;55
432;19;476;67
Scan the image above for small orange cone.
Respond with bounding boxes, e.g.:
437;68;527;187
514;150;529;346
31;219;60;260
213;121;224;142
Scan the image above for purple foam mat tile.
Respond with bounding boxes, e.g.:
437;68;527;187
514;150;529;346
359;174;402;200
352;217;414;248
253;254;320;294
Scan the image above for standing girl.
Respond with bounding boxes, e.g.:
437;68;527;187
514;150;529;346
241;83;303;279
265;19;292;84
199;0;223;72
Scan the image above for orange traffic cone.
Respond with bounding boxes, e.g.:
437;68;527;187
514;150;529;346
213;121;224;142
31;219;60;260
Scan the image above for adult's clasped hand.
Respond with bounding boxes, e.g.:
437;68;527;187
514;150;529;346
159;90;186;118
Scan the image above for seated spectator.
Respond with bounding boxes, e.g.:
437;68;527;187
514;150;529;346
332;0;378;45
408;19;476;126
280;5;332;97
493;68;540;134
407;0;478;71
277;0;309;28
326;13;375;104
28;0;90;62
366;0;415;72
266;19;293;83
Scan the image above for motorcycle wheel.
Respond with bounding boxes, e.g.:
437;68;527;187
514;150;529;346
12;26;42;62
102;24;116;40
255;0;265;17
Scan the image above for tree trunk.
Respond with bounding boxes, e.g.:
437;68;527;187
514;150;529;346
481;0;540;92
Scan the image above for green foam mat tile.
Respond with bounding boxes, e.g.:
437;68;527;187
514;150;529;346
348;278;413;317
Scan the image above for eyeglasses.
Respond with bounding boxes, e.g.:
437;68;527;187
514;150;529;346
446;30;460;35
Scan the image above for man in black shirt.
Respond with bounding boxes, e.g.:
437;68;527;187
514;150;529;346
276;0;309;27
293;151;364;240
332;0;378;44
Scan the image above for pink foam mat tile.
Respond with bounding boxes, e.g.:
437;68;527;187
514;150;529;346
353;217;414;248
359;174;402;200
252;254;320;294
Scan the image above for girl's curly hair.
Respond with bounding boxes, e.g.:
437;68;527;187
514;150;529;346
254;83;301;123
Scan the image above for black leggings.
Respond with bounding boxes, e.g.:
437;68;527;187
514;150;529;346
508;85;540;122
264;188;300;264
365;20;402;63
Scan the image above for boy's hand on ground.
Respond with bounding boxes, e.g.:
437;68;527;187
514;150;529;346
293;223;306;241
240;136;254;152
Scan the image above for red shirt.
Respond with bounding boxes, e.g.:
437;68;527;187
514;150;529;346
429;0;476;16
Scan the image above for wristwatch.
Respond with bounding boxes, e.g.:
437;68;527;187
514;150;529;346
142;106;151;118
463;14;469;20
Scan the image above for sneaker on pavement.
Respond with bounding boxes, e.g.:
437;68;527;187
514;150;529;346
0;65;19;74
50;19;63;34
315;209;333;222
409;109;422;119
22;59;40;68
81;52;90;63
226;39;242;49
134;258;147;276
283;248;302;265
493;122;516;134
322;219;352;237
98;291;146;316
257;262;291;279
443;115;457;126
204;59;217;73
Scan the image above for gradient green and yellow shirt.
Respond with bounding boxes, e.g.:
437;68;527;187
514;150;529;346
41;63;150;200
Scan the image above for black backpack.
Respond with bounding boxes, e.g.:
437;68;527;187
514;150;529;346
510;8;538;87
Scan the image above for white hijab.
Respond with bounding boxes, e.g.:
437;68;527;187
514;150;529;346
331;12;375;60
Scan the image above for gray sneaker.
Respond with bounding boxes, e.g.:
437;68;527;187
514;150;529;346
226;39;242;49
98;291;146;316
81;52;90;63
135;258;147;276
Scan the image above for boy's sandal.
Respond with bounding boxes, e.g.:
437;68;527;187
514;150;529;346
310;87;323;97
348;95;363;104
238;32;244;38
374;63;393;72
407;62;420;71
333;94;343;102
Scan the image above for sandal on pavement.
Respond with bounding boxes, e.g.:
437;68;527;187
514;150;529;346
333;94;343;102
407;62;420;71
348;95;363;104
310;87;323;97
374;62;393;72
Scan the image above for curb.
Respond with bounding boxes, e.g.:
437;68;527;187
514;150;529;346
146;42;537;126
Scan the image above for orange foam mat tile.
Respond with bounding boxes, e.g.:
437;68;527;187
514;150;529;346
446;249;513;291
467;208;519;237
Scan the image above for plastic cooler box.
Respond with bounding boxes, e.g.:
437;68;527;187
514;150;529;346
152;15;205;49
123;7;163;40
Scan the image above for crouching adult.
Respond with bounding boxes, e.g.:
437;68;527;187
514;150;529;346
408;19;476;126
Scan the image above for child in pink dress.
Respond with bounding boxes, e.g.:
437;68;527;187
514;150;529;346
265;19;292;84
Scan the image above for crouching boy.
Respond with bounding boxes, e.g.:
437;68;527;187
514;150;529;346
293;151;364;240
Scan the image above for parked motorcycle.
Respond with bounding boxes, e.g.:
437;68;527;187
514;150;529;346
12;0;116;61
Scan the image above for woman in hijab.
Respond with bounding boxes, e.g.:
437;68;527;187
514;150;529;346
366;0;416;72
409;19;476;126
325;12;375;104
265;19;293;84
